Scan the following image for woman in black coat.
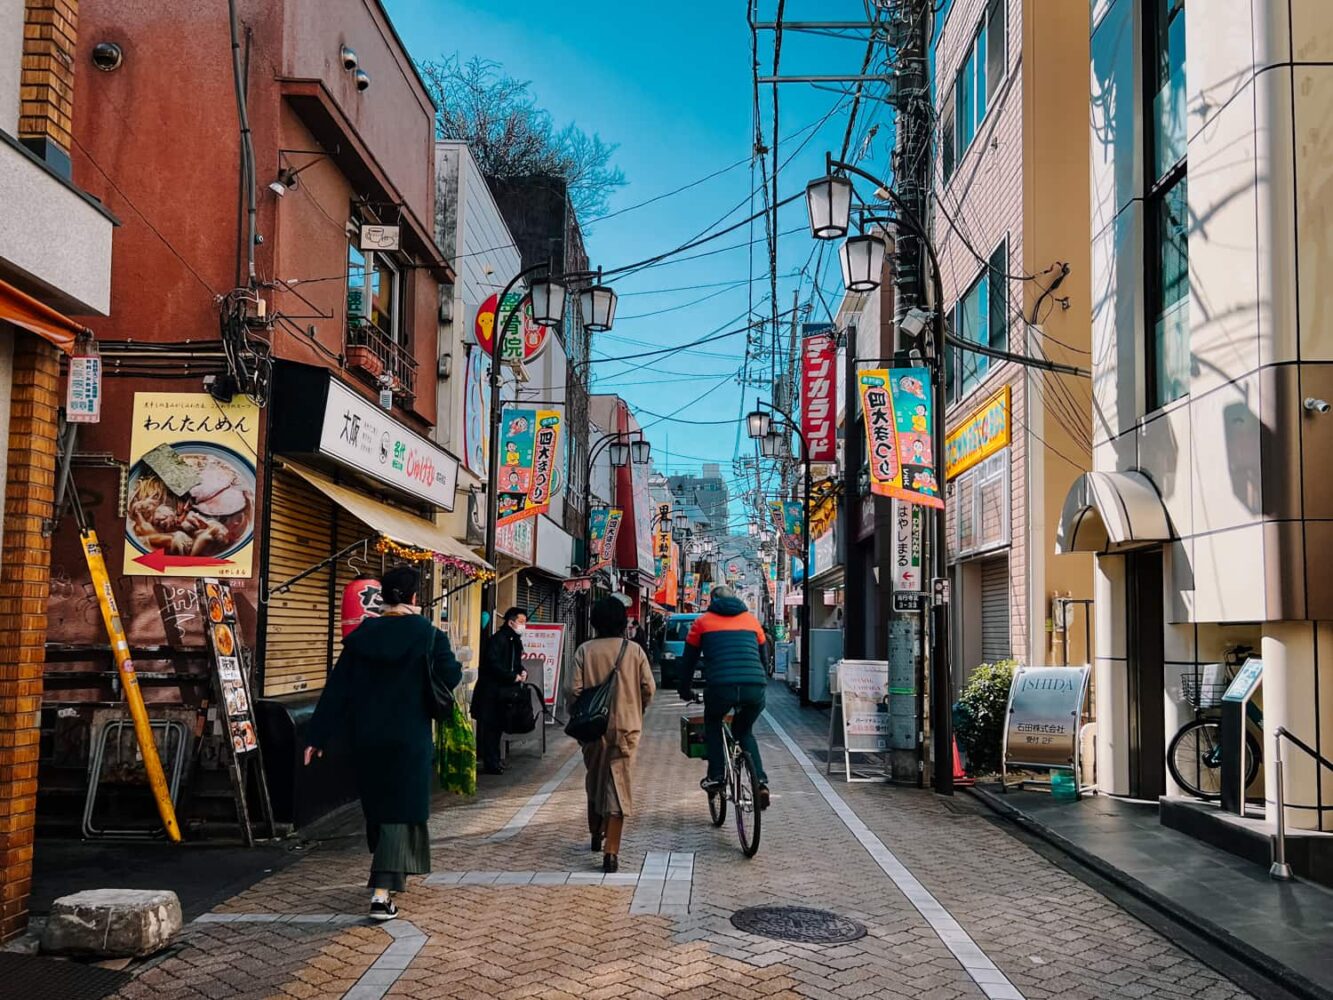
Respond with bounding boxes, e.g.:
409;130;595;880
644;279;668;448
470;606;527;774
305;565;461;921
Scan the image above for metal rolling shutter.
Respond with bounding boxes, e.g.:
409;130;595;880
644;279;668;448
263;470;335;697
980;556;1010;664
332;505;382;659
517;574;558;624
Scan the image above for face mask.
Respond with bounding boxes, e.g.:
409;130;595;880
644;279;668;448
511;622;526;635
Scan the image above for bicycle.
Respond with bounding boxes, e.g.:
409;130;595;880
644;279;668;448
695;697;762;858
1167;645;1262;800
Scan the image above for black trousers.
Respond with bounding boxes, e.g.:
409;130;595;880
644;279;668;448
478;716;503;769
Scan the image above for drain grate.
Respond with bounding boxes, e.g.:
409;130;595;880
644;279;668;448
0;953;132;1000
730;905;867;944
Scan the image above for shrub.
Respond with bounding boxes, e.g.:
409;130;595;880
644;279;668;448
954;660;1017;776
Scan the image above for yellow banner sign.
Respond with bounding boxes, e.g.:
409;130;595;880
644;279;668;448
945;386;1010;479
125;394;260;577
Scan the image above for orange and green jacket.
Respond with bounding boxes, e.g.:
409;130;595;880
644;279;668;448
679;596;769;693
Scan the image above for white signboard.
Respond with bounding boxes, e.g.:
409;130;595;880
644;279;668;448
1003;665;1090;771
892;500;924;594
359;225;401;251
66;353;102;423
318;379;459;510
838;659;890;749
521;622;565;707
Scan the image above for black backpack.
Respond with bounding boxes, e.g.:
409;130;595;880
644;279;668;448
501;683;540;735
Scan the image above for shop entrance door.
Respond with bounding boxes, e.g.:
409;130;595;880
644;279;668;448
1126;550;1165;800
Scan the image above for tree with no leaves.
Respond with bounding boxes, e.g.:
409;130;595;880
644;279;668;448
420;55;626;222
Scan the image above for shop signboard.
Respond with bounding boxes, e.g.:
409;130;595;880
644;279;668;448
124;393;260;577
684;572;699;606
837;659;890;751
317;379;459;510
859;367;943;510
856;493;876;541
462;344;488;474
1003;665;1091;772
632;458;654;573
495;516;535;563
497;408;562;526
66;342;102;423
588;507;611;569
813;518;837;577
654;540;679;606
945;386;1010;479
891;500;924;611
700;581;712;605
801;327;837;463
197;579;259;755
769;500;804;557
475;290;550;363
521;622;565;707
599;508;624;569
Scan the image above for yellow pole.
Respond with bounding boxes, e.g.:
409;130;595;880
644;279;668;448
80;529;182;842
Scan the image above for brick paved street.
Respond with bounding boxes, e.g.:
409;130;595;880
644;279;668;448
106;680;1253;1000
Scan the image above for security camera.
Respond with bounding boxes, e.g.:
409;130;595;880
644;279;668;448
340;44;358;70
92;41;123;72
354;69;371;92
1305;397;1331;414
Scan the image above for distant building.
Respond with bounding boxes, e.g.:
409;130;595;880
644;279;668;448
668;463;730;536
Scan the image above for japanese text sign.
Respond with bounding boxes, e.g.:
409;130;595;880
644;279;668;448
497;409;562;527
769;500;804;557
1003;665;1090;771
801;330;837;463
859;367;943;510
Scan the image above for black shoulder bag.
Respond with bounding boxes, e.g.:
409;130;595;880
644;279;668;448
564;638;628;744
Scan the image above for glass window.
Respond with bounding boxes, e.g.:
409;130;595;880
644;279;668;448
347;241;402;343
948;239;1007;403
949;0;1004;166
985;0;1006;97
1149;174;1190;408
941;102;956;182
1149;0;1187;181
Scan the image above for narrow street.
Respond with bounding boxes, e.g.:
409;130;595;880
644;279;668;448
109;681;1249;1000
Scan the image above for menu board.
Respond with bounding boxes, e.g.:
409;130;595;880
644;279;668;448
198;578;259;755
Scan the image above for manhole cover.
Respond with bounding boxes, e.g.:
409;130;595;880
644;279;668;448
0;953;131;1000
730;905;867;944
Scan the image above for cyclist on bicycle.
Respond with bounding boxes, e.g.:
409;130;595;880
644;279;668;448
677;586;771;809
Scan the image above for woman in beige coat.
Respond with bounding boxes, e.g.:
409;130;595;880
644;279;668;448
572;596;655;873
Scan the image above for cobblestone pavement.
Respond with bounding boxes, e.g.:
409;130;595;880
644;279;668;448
106;680;1253;1000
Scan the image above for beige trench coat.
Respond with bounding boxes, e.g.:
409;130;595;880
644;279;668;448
572;637;655;817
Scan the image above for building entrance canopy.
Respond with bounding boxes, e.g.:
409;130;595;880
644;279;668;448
1055;471;1173;554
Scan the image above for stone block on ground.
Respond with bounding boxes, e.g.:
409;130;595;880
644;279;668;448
41;889;182;958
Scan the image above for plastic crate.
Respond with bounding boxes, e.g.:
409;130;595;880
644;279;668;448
679;712;732;758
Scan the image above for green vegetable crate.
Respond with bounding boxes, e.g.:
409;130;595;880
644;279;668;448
679;712;732;758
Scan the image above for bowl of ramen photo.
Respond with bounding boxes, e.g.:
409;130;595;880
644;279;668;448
125;442;256;560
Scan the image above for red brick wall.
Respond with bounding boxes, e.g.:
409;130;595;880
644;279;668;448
0;337;60;941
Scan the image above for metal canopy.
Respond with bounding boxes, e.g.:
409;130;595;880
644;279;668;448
1055;471;1174;554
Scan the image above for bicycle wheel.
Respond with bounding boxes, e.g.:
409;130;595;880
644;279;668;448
708;780;727;827
734;751;762;858
1168;720;1262;800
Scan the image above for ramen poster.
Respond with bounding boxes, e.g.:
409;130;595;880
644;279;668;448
124;393;260;578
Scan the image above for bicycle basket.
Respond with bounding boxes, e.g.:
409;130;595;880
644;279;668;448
1181;674;1227;710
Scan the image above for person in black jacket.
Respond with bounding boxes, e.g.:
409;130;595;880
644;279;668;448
472;606;528;774
304;565;461;921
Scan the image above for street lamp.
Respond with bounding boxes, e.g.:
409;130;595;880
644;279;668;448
630;438;651;466
483;262;616;635
748;398;814;707
746;409;772;440
609;441;629;468
804;172;853;239
840;233;887;293
805;151;954;796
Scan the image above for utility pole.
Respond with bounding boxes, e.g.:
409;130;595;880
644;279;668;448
887;0;952;794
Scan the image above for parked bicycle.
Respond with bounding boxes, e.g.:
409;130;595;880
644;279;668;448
1167;645;1262;800
696;696;762;857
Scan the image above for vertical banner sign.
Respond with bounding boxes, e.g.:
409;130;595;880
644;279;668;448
462;345;488;474
520;622;565;707
700;581;713;605
654;541;679;607
588;507;611;569
801;330;837;462
66;340;102;423
125;394;260;577
684;572;699;606
497;409;562;526
600;508;624;569
891;500;924;593
769;500;805;557
653;502;673;587
859;367;944;510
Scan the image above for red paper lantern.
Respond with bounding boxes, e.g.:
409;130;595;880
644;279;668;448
341;576;383;638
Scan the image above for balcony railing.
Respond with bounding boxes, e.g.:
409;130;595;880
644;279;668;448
345;319;417;400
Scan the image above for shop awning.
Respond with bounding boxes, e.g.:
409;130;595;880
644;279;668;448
1056;471;1174;554
0;276;90;354
283;462;491;571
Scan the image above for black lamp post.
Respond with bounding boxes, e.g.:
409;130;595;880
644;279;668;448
748;400;813;708
482;264;618;630
805;152;954;796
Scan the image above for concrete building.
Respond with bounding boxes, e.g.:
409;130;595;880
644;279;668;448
931;0;1094;684
668;464;730;536
1073;0;1333;836
0;0;116;941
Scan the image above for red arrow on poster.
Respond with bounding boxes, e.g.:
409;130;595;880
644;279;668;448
133;551;232;573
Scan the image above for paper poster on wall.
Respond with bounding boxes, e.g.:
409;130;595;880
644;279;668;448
125;394;260;577
521;622;565;707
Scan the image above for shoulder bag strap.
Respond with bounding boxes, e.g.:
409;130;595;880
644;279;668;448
608;637;629;681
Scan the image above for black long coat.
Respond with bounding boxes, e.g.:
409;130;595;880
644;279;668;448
471;625;524;722
307;613;462;826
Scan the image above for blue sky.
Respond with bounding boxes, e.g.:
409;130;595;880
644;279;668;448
384;1;894;531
